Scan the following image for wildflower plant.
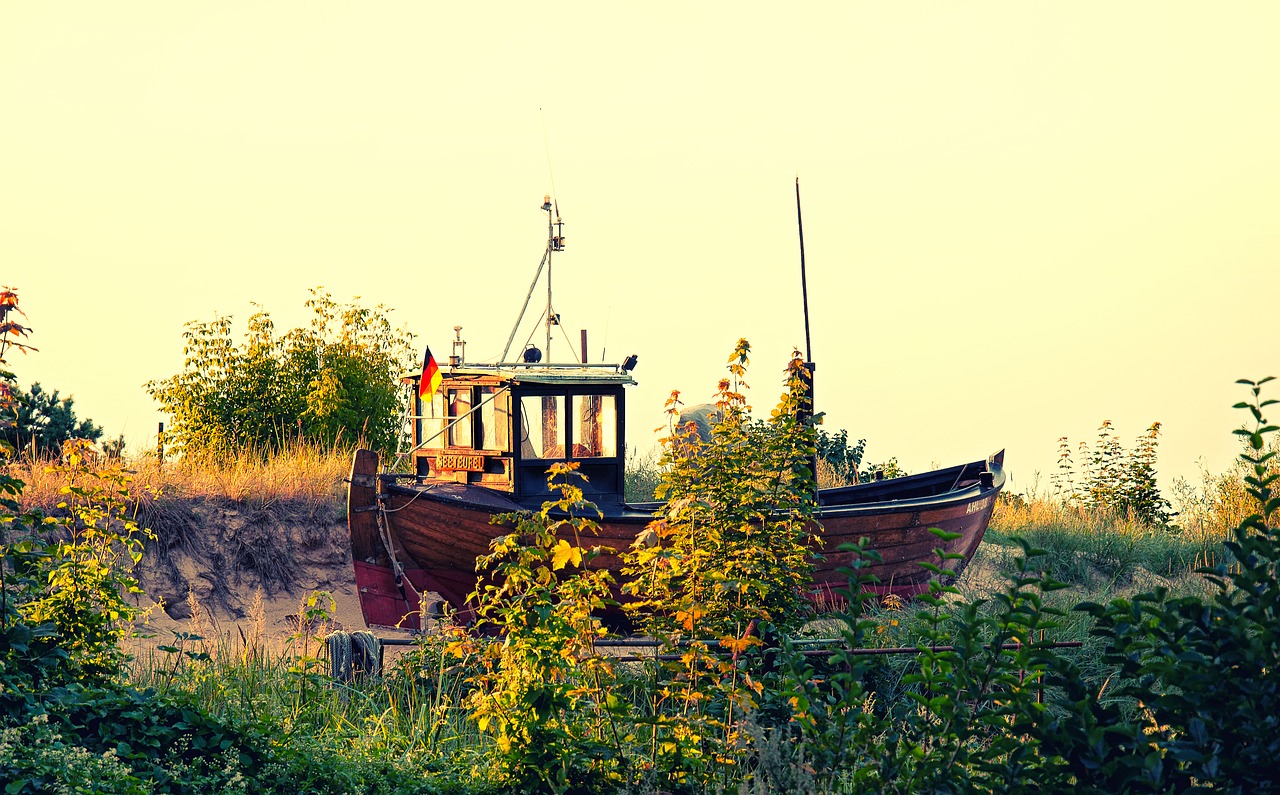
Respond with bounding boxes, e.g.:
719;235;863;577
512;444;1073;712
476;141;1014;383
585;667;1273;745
458;462;626;793
620;341;821;787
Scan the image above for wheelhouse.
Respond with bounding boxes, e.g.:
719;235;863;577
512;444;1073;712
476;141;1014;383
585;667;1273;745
407;364;634;503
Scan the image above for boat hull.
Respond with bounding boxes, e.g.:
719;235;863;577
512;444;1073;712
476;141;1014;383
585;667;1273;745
347;450;1005;630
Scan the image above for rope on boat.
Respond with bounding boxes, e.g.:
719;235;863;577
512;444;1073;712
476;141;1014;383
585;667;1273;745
374;495;422;627
328;630;383;682
379;486;429;513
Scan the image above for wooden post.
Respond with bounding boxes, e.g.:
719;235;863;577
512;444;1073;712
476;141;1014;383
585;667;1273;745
157;421;165;463
580;329;588;364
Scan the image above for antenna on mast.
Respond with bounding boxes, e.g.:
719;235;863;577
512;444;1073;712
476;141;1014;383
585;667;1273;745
499;195;563;363
500;116;569;364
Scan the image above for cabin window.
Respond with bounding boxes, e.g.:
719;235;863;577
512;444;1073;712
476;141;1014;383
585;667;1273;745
520;395;564;459
418;392;447;449
447;388;473;448
572;394;616;458
479;387;509;452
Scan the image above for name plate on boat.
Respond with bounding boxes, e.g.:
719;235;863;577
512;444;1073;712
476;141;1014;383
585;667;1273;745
965;497;993;515
436;453;485;472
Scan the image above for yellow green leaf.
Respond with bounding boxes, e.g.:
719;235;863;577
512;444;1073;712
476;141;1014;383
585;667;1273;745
551;539;582;570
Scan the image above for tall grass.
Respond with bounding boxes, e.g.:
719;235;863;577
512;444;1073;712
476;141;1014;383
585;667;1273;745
11;438;350;514
127;591;493;790
983;495;1226;597
10;440;351;566
1168;431;1280;543
981;433;1279;603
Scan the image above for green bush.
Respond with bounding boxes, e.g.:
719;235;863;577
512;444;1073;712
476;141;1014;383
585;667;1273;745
458;464;625;793
146;289;415;460
1038;377;1280;792
1054;421;1172;526
623;340;818;639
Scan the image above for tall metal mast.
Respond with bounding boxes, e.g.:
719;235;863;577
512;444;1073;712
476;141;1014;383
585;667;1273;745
545;197;554;358
796;177;813;364
543;197;566;359
796;178;819;496
501;196;564;363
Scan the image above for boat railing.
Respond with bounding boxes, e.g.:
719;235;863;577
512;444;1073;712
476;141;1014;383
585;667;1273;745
489;362;627;370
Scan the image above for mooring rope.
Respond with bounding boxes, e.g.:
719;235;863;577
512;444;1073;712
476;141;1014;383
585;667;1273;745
328;631;353;681
328;630;383;682
353;630;382;676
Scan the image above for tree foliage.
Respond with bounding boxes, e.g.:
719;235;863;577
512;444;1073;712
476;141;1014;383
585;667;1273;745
1;382;104;456
145;289;415;459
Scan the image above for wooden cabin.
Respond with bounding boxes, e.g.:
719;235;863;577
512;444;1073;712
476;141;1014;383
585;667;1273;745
407;364;635;503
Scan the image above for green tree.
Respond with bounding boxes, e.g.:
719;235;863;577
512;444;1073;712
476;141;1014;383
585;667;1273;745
815;427;865;485
1;382;103;456
1121;422;1171;526
145;289;415;459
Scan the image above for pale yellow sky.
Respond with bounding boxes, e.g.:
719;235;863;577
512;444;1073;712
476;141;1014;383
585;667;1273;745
3;2;1278;493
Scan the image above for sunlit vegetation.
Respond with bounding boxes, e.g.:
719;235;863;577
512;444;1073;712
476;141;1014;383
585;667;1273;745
145;289;416;461
5;285;1280;792
0;381;105;458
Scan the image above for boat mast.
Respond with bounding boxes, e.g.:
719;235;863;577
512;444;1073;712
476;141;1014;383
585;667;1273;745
545;197;554;359
500;196;564;363
795;178;819;495
796;177;813;365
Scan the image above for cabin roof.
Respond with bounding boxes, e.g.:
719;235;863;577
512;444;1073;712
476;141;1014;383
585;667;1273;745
404;363;636;387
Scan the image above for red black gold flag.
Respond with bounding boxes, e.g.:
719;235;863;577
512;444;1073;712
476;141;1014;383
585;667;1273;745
419;347;442;398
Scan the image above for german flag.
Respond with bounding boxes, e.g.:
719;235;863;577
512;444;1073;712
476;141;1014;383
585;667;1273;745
419;347;443;398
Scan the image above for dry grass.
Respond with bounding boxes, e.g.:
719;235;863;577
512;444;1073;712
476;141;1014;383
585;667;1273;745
11;440;350;514
983;494;1232;602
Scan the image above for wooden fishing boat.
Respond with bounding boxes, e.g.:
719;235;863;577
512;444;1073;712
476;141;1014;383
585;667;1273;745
346;195;1005;630
348;415;1004;630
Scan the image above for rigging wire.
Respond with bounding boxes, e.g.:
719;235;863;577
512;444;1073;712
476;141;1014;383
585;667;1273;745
519;308;548;357
558;318;579;361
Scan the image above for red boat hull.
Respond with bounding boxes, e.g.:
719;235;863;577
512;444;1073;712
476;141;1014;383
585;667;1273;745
348;450;1004;630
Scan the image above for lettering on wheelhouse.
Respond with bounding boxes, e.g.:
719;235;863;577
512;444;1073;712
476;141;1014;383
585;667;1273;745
965;497;993;516
436;453;485;472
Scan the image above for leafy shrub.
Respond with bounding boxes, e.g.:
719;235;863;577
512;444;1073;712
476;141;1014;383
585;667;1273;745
1054;421;1172;526
456;463;625;793
1038;377;1280;792
17;441;155;683
623;340;818;639
814;427;865;486
146;289;415;460
617;341;820;787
